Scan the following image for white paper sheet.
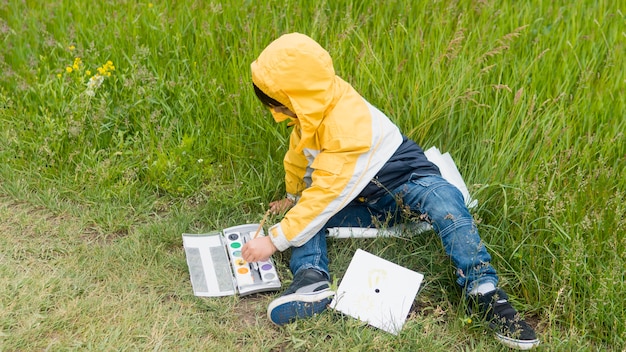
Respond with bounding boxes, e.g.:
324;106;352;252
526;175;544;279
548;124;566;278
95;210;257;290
424;146;477;208
330;249;424;335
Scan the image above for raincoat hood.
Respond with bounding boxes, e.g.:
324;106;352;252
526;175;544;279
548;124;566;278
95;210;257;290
251;33;343;152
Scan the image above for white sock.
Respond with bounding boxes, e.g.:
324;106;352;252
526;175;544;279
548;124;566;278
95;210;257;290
469;282;496;296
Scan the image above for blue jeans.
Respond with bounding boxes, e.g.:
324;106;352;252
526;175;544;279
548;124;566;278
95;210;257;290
289;174;499;294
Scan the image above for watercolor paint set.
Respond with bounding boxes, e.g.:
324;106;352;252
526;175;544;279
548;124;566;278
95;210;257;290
182;224;282;297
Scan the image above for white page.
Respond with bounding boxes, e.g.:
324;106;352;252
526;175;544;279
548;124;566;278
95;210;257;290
331;249;424;335
424;147;477;208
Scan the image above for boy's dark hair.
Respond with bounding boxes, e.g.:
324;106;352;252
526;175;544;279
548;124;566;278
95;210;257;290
253;83;282;107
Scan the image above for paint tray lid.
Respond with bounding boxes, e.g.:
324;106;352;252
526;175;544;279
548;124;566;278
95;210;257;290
182;232;236;297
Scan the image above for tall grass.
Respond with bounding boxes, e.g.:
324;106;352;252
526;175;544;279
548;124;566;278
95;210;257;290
1;0;625;350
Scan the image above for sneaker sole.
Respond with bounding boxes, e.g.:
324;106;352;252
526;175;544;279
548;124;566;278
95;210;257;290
495;332;540;350
268;289;335;326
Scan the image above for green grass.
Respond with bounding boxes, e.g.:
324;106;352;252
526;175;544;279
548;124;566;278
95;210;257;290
1;0;625;350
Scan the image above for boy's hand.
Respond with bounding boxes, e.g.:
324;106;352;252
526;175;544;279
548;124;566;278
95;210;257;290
269;198;294;214
242;236;277;263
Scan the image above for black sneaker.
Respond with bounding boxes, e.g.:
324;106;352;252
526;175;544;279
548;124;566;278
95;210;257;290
468;288;540;350
267;268;335;326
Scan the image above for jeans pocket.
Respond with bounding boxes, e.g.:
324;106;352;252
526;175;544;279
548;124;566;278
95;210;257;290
409;173;442;188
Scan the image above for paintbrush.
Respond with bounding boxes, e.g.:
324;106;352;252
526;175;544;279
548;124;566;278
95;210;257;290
248;209;271;271
253;209;271;239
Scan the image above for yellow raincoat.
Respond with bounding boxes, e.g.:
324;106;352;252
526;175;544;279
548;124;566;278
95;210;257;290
251;33;403;251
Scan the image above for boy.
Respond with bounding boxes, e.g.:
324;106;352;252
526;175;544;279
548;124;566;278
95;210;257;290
241;32;539;350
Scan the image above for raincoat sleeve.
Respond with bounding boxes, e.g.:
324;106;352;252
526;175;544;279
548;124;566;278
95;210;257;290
283;127;307;198
271;141;369;251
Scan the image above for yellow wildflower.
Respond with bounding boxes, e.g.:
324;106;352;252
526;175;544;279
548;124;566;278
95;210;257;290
86;70;91;76
96;60;115;77
72;57;82;71
69;45;75;51
66;66;73;73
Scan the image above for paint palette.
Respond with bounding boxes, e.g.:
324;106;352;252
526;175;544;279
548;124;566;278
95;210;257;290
182;224;282;297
